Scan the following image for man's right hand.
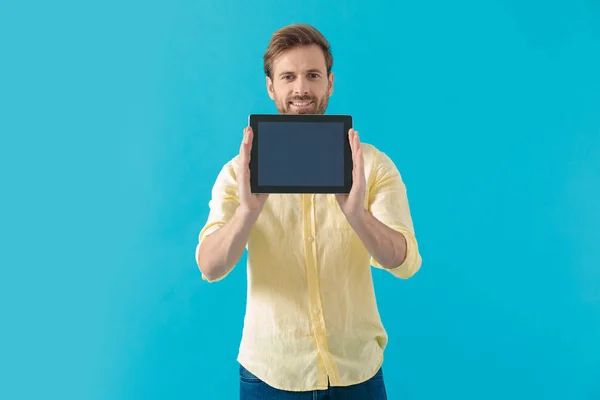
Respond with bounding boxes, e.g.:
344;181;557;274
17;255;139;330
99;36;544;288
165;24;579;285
237;126;269;217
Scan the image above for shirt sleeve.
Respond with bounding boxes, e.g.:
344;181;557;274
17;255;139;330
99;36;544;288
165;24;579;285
195;156;241;281
367;149;422;279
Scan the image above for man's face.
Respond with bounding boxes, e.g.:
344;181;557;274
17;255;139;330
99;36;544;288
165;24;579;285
266;44;334;114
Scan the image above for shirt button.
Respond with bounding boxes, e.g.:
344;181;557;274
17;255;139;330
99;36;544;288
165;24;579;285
314;308;320;314
308;236;314;242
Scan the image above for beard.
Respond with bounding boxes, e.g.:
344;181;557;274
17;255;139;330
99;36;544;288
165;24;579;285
273;93;329;115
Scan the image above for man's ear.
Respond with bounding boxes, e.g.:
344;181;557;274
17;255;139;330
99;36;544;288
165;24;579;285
266;76;275;100
328;72;334;96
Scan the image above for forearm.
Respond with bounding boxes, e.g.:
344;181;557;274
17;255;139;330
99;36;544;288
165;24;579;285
196;207;259;281
347;209;408;269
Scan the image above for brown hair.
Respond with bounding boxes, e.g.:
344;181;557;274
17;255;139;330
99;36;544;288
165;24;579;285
263;23;333;79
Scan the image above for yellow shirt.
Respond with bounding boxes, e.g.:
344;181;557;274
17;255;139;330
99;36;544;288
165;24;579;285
195;142;422;391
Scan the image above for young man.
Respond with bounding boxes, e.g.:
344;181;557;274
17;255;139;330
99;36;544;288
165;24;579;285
196;23;422;399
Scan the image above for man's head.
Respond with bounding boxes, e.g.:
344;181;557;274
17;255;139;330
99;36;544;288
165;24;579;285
263;24;334;115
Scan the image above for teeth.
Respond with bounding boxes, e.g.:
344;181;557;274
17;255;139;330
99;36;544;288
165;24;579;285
292;101;311;106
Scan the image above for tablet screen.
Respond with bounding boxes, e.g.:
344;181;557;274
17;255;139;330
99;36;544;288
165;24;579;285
249;114;353;193
257;121;345;187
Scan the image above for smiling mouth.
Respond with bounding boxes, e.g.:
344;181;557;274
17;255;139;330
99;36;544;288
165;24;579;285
289;101;314;107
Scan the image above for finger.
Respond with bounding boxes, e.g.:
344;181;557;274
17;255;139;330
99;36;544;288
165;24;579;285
238;128;251;182
246;128;253;161
240;127;248;151
246;127;253;145
356;146;364;171
353;134;363;174
352;130;359;163
239;129;248;160
356;148;365;187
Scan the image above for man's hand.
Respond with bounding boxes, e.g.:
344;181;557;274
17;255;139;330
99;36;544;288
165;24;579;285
238;127;269;217
335;128;367;225
334;129;410;271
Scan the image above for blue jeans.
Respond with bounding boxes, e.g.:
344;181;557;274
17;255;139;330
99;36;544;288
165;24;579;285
239;364;388;399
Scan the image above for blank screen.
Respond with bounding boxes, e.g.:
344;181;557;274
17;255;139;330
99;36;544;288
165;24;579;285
258;121;345;186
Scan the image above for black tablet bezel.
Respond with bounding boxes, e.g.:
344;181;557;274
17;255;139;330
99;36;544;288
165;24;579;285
248;114;353;194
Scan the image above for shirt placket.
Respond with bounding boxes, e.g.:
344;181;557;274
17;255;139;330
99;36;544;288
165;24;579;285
302;194;339;388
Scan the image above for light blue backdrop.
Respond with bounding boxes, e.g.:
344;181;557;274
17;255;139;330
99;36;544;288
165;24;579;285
1;0;599;399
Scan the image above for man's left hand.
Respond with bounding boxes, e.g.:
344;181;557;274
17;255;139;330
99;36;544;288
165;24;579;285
335;128;367;225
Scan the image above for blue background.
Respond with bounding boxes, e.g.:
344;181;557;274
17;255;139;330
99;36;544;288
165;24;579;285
1;0;599;399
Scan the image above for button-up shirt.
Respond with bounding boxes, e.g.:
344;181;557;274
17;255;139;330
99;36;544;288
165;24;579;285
195;142;422;391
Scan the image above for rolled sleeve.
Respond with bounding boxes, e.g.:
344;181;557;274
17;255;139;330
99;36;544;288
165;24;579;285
367;149;422;278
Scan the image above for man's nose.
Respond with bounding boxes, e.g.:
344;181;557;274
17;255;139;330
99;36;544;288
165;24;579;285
293;77;309;95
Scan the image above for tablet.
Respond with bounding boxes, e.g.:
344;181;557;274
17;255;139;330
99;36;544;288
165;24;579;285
248;114;353;194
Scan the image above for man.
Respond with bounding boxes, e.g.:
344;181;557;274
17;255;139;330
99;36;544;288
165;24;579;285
196;23;422;399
